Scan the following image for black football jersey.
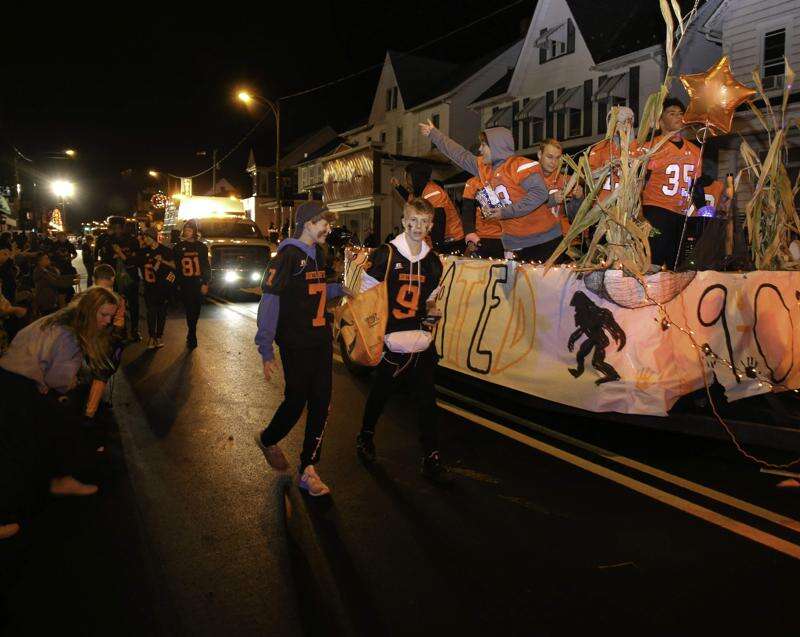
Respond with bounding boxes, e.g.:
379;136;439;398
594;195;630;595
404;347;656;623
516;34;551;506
141;245;176;292
262;244;331;349
173;240;211;284
365;243;443;334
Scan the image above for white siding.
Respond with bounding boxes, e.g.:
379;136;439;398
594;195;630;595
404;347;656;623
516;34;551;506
721;0;800;87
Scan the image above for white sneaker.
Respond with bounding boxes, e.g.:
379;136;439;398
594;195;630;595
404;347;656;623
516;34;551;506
298;465;331;496
147;338;157;349
155;338;165;349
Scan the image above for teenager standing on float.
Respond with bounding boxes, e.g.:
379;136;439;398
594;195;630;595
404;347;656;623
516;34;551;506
254;201;352;496
173;221;210;349
355;197;445;478
420;120;559;262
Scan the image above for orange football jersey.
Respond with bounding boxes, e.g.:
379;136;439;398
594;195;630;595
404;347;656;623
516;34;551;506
421;181;464;241
588;139;623;202
476;156;557;239
686;179;725;216
542;170;570;236
462;177;503;239
639;136;703;214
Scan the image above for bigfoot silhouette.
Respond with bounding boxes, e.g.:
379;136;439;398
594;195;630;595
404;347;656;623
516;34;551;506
567;291;626;385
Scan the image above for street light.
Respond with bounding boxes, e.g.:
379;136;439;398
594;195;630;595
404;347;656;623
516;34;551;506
148;170;160;178
65;149;77;157
236;88;282;226
51;180;75;231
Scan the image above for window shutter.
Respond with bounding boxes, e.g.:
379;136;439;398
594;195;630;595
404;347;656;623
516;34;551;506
546;90;554;138
539;29;548;64
628;66;640;124
567;19;575;54
556;88;565;140
597;75;608;135
512;101;520;149
583;79;593;137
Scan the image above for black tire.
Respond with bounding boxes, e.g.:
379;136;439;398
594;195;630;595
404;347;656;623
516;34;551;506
338;335;373;377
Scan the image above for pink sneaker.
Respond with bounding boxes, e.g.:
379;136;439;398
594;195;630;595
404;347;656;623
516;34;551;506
298;465;331;496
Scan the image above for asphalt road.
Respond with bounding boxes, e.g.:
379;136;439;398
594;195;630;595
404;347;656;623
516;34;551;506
3;288;800;636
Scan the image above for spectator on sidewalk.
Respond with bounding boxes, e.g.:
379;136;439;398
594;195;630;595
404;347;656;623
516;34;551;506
82;235;96;286
0;286;121;540
34;252;79;317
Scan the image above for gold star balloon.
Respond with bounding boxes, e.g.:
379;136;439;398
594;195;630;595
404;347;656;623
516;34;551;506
680;56;756;133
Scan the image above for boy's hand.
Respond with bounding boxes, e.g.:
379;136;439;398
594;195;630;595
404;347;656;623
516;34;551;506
263;359;278;382
418;119;436;137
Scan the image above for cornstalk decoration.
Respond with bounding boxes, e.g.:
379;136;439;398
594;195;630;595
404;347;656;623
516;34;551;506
545;0;701;275
739;60;800;270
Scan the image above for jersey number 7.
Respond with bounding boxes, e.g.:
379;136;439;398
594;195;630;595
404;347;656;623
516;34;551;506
308;283;327;327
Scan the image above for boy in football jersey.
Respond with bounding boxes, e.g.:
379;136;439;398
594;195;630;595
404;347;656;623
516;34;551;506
355;197;445;479
638;98;703;268
390;163;465;254
461;176;504;258
140;228;176;349
587;106;635;202
254;201;351;496
420;121;556;262
173;221;210;348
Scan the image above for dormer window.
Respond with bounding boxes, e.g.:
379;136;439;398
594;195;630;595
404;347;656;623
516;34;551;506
537;18;575;63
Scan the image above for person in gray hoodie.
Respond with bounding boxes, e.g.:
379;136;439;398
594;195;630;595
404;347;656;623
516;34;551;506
420;120;565;262
254;201;352;496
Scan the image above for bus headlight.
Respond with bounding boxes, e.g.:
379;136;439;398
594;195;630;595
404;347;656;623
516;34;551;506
250;272;261;282
224;270;240;283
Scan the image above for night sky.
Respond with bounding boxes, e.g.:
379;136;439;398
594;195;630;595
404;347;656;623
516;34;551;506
1;2;534;225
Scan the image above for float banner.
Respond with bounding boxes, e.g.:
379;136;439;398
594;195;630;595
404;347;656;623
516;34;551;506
345;252;800;416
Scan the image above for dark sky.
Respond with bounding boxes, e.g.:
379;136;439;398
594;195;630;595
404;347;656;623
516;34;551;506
1;1;534;224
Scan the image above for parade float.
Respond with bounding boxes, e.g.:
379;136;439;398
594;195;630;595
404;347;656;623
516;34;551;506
337;1;800;457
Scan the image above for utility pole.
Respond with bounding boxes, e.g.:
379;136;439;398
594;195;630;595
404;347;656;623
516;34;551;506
212;149;218;194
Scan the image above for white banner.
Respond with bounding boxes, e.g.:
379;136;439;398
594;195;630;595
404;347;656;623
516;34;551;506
346;252;800;416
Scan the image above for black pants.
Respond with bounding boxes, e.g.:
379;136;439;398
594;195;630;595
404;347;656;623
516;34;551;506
361;345;439;455
477;238;505;259
260;342;333;470
181;283;204;339
83;260;94;286
643;205;684;269
144;289;168;338
121;278;140;334
0;369;92;524
513;236;563;263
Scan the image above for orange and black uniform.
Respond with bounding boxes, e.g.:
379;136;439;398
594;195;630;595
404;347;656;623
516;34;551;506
359;237;443;456
394;174;465;254
255;239;346;470
462;176;504;258
173;239;211;345
637;135;703;267
140;244;175;339
588;139;624;203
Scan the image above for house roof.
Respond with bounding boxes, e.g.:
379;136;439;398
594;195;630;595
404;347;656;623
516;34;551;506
390;39;522;110
567;0;704;64
471;67;515;106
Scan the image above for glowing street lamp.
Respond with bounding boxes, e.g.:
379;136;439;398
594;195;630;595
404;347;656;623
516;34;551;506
51;180;75;199
51;180;75;231
64;149;77;157
148;170;160;178
236;87;282;224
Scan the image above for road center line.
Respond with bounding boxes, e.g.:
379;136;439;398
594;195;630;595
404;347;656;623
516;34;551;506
211;295;800;542
437;387;800;536
439;401;800;561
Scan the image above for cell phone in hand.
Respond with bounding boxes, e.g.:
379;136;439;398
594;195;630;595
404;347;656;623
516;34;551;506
422;314;442;327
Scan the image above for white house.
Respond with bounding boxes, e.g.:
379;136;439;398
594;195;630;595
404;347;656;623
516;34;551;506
701;0;800;210
470;0;723;154
319;43;524;239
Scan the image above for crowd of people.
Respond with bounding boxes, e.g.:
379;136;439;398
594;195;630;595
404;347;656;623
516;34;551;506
0;217;211;540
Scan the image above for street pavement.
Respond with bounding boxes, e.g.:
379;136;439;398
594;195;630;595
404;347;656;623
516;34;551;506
3;281;800;636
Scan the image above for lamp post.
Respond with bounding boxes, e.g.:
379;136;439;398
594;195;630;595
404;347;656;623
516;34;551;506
237;90;282;227
50;180;75;232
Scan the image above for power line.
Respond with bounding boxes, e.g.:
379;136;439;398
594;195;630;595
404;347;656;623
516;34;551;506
168;0;526;180
280;0;526;101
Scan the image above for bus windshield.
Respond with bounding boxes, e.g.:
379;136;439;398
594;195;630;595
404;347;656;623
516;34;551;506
197;220;263;239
